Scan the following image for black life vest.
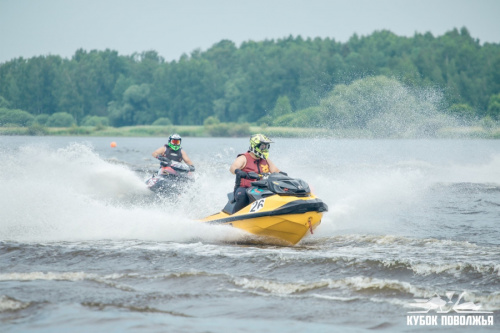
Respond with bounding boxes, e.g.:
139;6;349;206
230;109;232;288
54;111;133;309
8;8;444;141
162;145;183;162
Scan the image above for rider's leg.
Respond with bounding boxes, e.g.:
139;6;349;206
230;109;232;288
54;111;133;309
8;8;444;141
233;187;249;212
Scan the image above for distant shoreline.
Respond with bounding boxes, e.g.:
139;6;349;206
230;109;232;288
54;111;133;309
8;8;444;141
0;125;499;139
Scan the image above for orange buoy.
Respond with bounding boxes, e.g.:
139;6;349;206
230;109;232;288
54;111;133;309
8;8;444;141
110;141;117;148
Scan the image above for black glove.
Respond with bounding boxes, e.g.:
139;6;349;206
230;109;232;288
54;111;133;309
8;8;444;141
157;156;170;166
247;172;261;180
189;165;195;172
235;169;248;178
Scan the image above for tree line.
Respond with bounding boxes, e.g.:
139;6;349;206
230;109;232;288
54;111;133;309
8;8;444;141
1;27;499;133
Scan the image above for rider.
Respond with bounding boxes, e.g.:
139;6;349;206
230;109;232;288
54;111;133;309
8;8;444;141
229;134;280;212
152;133;195;171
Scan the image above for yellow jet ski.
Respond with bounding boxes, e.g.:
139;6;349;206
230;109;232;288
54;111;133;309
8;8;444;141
200;172;328;246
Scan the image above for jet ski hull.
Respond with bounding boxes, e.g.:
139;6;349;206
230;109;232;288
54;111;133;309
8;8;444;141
200;195;327;245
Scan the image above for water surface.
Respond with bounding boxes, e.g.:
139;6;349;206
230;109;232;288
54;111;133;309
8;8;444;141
1;136;499;332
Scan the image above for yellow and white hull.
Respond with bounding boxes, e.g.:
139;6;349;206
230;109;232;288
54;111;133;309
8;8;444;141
200;194;327;246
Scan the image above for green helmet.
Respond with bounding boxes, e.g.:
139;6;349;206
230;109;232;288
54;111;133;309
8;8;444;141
249;134;273;159
167;133;182;151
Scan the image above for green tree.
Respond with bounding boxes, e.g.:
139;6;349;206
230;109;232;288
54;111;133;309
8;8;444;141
35;114;49;125
46;112;75;127
0;96;10;108
271;95;293;120
152;117;172;126
109;84;152;126
448;103;475;122
487;93;500;120
0;108;35;126
203;116;220;126
81;115;109;126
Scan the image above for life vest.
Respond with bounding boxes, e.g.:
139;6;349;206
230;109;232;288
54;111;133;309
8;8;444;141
239;152;270;188
162;145;183;162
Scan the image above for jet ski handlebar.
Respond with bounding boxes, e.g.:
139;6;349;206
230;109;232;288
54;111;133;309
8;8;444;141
235;169;260;180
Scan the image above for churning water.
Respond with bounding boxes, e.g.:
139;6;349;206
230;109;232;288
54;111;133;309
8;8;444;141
1;136;499;332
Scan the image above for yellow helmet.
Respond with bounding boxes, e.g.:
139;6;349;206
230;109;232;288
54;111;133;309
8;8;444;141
249;134;273;159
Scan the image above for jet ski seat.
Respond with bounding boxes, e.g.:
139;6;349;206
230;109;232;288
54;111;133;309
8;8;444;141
222;192;237;214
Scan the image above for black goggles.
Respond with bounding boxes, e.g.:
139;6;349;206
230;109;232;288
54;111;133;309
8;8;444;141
259;143;270;150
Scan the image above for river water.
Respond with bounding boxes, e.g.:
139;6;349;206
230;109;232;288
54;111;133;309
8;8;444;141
1;136;499;332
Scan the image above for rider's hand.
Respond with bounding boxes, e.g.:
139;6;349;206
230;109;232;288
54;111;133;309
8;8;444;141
247;172;261;180
235;169;248;178
189;165;195;172
157;156;170;167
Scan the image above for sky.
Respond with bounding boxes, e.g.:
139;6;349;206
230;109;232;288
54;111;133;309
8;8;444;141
0;0;499;64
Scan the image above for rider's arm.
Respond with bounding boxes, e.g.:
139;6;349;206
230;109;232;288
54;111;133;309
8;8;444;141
229;155;247;174
267;159;280;173
152;146;166;158
181;150;194;166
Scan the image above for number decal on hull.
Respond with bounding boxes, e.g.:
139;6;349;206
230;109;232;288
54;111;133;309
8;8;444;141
250;199;265;212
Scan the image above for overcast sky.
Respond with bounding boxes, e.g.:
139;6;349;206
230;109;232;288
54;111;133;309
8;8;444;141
1;0;499;64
